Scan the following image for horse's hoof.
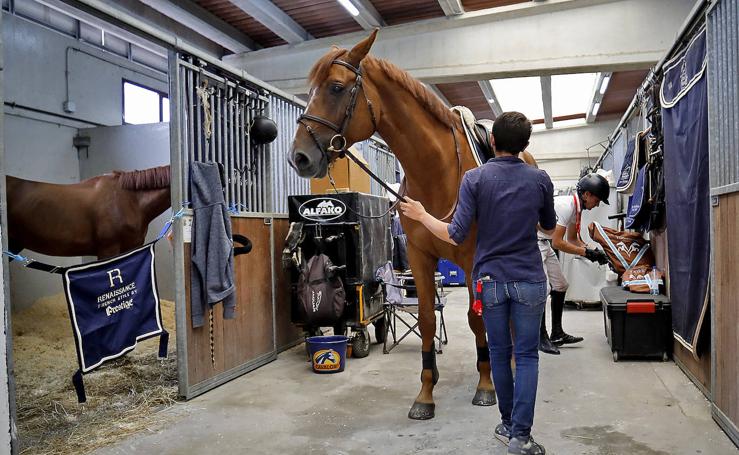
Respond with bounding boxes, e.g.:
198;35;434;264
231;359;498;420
472;389;497;406
408;402;435;420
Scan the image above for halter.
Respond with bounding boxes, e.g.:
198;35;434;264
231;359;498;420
297;59;463;220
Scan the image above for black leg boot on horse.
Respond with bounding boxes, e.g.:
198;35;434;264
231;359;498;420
549;290;583;346
467;280;496;407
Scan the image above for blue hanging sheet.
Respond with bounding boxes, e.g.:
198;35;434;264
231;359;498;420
625;166;648;230
63;242;168;402
660;26;709;356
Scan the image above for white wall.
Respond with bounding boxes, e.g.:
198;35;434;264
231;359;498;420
78;123;174;300
528;120;620;186
3;13;169;309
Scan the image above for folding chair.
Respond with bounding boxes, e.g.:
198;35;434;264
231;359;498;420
376;263;448;354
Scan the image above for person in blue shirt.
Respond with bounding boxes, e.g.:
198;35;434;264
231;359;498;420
400;111;556;455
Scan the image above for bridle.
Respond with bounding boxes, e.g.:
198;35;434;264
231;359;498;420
296;58;463;221
297;59;377;161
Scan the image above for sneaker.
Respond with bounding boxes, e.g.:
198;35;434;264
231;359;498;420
550;332;584;346
494;423;511;445
508;436;546;455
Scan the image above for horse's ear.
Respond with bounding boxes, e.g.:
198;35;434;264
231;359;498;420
347;29;378;67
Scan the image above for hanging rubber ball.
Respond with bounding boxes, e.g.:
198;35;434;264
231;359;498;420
250;115;278;145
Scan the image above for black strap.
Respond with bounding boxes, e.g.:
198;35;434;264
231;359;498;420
158;330;170;359
233;234;252;257
72;369;86;403
26;261;66;274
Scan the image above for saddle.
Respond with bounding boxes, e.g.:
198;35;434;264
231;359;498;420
452;106;495;167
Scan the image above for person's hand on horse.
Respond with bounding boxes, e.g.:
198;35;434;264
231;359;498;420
399;197;427;221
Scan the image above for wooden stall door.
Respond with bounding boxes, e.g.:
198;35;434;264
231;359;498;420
182;216;276;397
713;192;739;435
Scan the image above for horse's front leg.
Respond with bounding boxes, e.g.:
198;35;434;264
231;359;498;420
406;245;440;420
467;279;496;406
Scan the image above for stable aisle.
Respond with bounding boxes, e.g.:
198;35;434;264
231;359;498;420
95;288;737;455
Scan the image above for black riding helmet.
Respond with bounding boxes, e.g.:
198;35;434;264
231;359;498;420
250;115;278;145
576;173;610;205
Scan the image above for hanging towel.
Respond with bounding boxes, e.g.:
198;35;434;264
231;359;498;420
190;161;236;328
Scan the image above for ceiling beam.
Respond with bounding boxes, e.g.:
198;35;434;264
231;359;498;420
477;80;503;118
136;0;256;52
225;0;694;94
351;0;386;30
36;0;168;56
438;0;464;16
227;0;311;44
586;72;611;122
540;75;553;129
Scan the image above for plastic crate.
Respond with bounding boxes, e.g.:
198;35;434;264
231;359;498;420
600;286;672;362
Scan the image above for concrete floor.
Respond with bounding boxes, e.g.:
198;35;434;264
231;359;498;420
96;288;738;455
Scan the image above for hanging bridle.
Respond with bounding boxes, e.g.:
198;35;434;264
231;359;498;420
297;58;463;220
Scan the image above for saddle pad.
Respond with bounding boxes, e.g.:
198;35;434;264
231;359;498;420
617;128;649;193
625;165;649;231
588;222;654;275
452;106;490;167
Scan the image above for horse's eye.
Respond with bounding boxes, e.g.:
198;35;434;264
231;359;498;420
330;84;344;94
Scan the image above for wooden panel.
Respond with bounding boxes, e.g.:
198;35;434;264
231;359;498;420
370;0;444;25
714;192;739;425
272;219;303;351
194;0;287;48
674;337;711;395
436;81;493;120
184;217;275;388
184;243;227;385
271;0;363;39
462;0;528;12
596;70;650;120
224;218;274;368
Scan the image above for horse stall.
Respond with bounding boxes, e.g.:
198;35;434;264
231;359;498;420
0;2;314;452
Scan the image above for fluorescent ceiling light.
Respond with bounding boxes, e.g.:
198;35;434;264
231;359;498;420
551;73;597;118
337;0;359;16
591;102;601;117
490;77;544;121
487;98;495;103
599;74;611;95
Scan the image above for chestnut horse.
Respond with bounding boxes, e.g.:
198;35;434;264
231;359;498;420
6;165;171;260
290;31;538;420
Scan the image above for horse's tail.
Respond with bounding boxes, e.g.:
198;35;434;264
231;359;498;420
118;165;171;190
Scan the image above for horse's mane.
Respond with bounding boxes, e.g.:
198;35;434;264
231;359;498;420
308;47;457;128
117;165;170;190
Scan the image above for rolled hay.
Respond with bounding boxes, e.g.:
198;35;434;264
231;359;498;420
12;293;180;455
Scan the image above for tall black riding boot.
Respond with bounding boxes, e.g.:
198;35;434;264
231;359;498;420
538;307;560;355
550;290;583;346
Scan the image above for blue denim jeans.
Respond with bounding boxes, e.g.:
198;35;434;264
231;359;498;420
479;279;546;439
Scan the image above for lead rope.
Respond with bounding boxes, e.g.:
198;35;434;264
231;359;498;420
209;308;216;368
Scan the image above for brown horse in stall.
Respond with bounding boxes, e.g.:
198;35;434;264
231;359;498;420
6;165;171;260
290;31;539;419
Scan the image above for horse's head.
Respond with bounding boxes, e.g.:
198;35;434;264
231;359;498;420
290;30;381;178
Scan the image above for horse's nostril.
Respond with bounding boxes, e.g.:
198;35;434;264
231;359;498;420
294;151;311;170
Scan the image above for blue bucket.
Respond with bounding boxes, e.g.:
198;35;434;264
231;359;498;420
306;335;348;374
